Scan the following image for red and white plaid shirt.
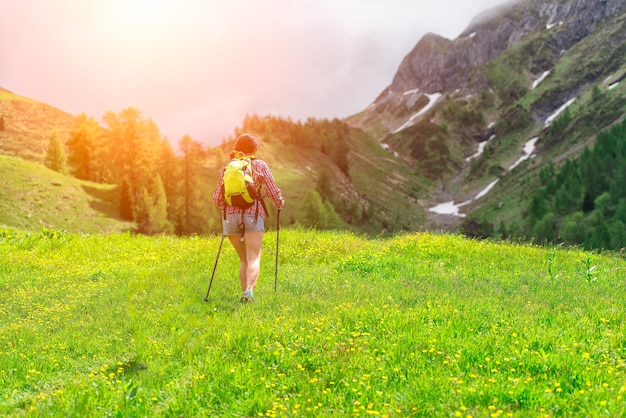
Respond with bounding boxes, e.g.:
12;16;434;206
212;158;283;217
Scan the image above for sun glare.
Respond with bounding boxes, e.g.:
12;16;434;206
125;0;169;24
104;0;172;32
97;0;180;52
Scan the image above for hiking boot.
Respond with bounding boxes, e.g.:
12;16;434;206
240;289;255;303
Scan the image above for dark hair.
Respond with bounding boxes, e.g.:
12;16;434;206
234;134;258;154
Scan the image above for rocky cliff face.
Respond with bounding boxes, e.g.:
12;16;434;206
353;0;626;139
381;0;626;99
350;0;626;145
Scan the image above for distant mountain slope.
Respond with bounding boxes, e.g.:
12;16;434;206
347;0;626;235
209;117;430;235
0;89;74;162
0;155;133;233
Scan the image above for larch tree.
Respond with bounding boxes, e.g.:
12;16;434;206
67;113;101;181
44;131;68;174
103;108;163;228
149;174;173;234
156;139;183;232
179;135;209;235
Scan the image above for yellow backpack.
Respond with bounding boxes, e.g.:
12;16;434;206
221;152;258;209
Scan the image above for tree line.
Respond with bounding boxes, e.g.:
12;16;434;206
526;117;626;250
232;113;354;230
236;113;350;176
44;108;219;235
44;109;353;235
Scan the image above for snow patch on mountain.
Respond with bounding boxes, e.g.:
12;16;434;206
509;137;539;171
393;93;442;134
381;142;399;157
428;177;501;218
431;134;540;217
466;136;494;162
532;70;551;89
474;179;500;200
544;98;576;128
429;200;471;218
546;21;563;30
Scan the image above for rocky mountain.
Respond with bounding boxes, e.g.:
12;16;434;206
347;0;626;235
390;0;625;96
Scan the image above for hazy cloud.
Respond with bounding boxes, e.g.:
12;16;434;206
1;0;508;146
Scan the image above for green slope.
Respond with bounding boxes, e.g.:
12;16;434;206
0;90;74;163
0;155;134;233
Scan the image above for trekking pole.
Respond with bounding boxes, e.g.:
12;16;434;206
204;234;226;302
274;209;281;292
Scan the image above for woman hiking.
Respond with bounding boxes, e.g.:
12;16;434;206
212;133;284;303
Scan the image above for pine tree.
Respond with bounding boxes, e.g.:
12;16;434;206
323;199;342;229
614;198;626;224
554;170;582;215
44;131;68;173
532;212;556;244
103;108;163;221
299;190;327;228
589;219;611;250
157;140;183;231
527;189;550;228
119;178;134;221
179;135;210;234
316;167;332;200
135;187;152;235
609;220;626;251
67;113;100;181
594;192;612;217
150;175;173;234
330;138;350;176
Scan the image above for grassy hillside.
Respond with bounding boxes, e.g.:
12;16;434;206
1;227;625;416
0;155;133;233
0;90;74;163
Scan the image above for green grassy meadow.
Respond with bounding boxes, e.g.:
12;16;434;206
1;227;626;417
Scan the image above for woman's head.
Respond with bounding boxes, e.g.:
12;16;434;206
234;134;258;154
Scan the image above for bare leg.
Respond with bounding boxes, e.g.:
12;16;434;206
243;230;264;291
227;235;248;292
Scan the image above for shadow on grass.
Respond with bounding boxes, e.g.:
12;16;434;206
81;184;129;223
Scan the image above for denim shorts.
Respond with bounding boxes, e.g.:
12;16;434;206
222;213;265;235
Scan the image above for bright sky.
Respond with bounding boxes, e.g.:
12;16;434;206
1;0;508;146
